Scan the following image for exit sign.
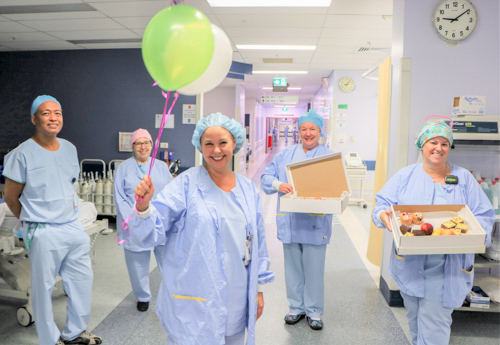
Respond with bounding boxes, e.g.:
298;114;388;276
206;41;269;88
273;78;287;86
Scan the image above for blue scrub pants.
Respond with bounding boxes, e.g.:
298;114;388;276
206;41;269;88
283;243;326;319
25;221;93;345
167;330;245;345
124;245;164;302
401;292;454;345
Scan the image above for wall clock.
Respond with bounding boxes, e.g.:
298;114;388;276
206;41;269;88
339;77;355;93
432;0;477;42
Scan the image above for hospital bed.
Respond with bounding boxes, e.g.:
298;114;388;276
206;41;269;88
0;201;106;326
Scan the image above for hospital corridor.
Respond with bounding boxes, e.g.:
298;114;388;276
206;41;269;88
0;137;497;345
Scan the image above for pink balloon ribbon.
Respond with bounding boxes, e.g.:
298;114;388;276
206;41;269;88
116;86;179;244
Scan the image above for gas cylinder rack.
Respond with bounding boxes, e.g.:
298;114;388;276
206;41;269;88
78;159;116;217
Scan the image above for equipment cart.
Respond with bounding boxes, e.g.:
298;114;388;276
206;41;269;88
344;153;368;208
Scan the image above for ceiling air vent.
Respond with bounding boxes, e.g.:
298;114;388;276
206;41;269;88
355;47;391;54
262;58;293;64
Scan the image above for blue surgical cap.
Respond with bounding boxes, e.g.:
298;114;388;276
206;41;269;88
299;109;325;137
31;95;61;116
192;112;246;155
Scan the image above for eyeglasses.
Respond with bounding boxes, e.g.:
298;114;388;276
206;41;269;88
134;141;152;148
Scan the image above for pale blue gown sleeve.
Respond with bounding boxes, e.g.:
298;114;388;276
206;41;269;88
460;170;495;247
260;152;284;195
114;163;133;225
129;175;187;248
371;170;403;228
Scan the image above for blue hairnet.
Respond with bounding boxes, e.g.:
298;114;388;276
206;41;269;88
31;95;61;116
299;109;325;137
192;112;246;155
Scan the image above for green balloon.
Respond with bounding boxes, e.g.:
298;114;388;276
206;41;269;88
142;5;214;91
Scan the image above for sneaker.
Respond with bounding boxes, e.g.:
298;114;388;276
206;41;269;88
284;313;305;325
63;330;102;345
307;316;323;330
61;336;90;345
137;301;149;312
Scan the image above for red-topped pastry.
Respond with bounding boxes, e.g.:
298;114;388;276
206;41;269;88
400;212;413;226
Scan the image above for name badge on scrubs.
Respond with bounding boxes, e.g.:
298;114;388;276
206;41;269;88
244;235;253;266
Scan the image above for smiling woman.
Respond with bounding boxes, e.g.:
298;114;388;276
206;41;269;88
128;112;275;345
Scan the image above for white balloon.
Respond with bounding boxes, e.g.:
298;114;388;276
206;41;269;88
177;24;233;96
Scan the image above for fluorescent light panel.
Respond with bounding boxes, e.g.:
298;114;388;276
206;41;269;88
208;0;331;7
237;45;315;50
274;105;296;108
254;71;308;74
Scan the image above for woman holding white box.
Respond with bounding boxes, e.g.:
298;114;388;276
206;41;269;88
372;118;494;345
261;109;338;330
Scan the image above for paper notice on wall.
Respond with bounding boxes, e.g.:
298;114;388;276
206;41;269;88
336;132;347;147
337;112;347;128
182;104;196;124
156;114;175;128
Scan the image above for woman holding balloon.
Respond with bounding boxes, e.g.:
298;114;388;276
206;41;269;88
128;113;275;345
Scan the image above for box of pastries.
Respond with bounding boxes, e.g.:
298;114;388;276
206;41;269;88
389;204;487;255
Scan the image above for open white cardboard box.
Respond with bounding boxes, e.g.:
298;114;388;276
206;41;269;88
279;152;350;214
390;204;487;255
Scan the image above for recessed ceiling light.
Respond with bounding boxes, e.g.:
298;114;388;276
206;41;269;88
237;45;315;50
208;0;331;7
253;71;308;74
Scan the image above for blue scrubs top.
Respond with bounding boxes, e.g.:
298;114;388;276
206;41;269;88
2;138;80;224
423;184;447;302
217;182;248;336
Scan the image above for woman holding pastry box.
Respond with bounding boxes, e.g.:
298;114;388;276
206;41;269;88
372;117;494;345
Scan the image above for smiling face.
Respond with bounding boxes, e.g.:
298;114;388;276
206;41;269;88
422;136;450;168
201;126;236;173
133;137;152;164
31;101;63;137
299;122;321;150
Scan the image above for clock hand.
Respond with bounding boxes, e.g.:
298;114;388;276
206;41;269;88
451;9;470;23
442;17;455;21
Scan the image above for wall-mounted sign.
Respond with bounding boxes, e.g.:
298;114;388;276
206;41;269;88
261;95;299;104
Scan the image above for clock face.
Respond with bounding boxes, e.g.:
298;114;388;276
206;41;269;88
339;77;355;93
432;0;477;42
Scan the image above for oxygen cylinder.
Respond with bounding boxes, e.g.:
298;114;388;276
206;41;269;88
104;171;113;214
95;175;104;214
80;173;89;201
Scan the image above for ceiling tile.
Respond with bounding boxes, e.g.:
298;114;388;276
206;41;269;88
76;42;142;49
47;28;139;40
323;14;392;29
0;0;81;5
215;14;326;28
232;36;319;46
0;39;81;50
113;16;151;29
0;31;57;42
3;11;105;21
328;0;393;15
317;37;391;47
212;7;329;15
90;1;170;17
224;26;322;38
19;18;125;31
0;20;36;32
320;27;392;39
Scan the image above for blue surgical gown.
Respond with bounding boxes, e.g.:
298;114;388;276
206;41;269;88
114;156;173;251
128;165;275;345
260;144;336;245
372;163;494;308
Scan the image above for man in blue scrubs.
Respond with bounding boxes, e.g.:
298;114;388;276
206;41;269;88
3;95;102;345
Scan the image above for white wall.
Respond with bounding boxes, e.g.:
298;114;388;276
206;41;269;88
204;87;236;118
